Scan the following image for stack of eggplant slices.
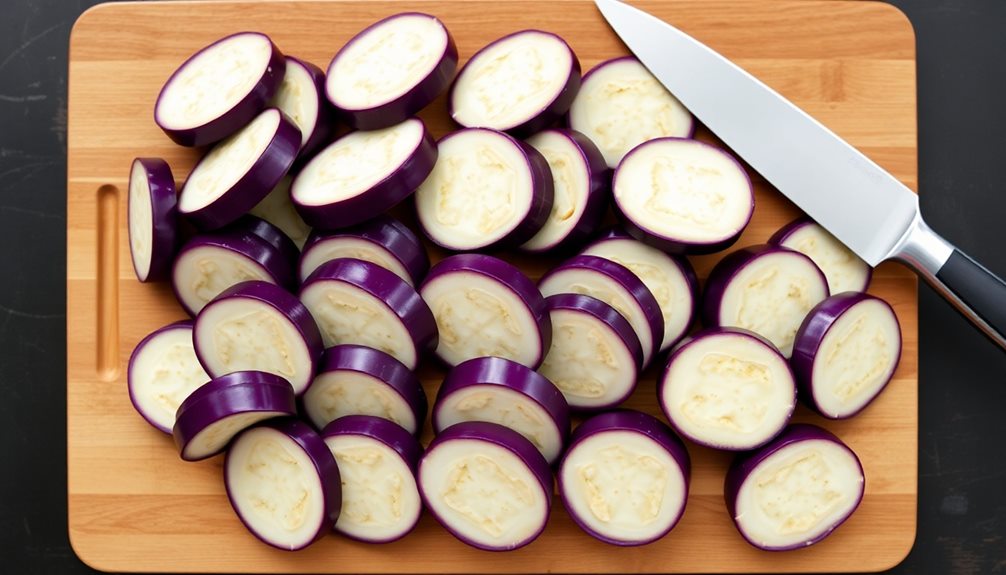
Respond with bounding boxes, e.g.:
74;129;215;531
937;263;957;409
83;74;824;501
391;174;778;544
127;13;902;554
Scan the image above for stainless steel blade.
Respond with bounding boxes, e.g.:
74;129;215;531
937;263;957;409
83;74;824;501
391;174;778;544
594;0;918;266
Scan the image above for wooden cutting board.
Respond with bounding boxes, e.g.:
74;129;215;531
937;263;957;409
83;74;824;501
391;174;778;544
67;1;918;572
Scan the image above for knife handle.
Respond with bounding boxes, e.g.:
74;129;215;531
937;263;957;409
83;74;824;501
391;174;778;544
895;214;1006;350
935;250;1006;348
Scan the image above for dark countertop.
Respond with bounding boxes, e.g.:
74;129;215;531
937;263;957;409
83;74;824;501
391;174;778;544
2;0;1005;573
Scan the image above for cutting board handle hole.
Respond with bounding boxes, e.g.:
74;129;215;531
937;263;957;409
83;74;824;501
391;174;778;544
97;184;120;382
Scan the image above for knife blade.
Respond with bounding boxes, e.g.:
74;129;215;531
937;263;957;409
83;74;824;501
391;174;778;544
595;0;1006;351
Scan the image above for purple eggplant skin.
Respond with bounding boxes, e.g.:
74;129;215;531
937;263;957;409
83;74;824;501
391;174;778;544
724;423;865;551
540;254;664;363
791;292;902;419
768;216;874;293
155;32;286;147
225;417;342;551
172;371;297;461
231;215;300;270
299;214;429;285
128;158;178;282
584;227;700;352
702;244;830;329
767;217;811;245
292;118;437;230
558;409;691;546
419;421;553;551
193;280;324;394
320;415;423;543
301;258;439;357
326;13;458;130
307;344;428;434
171;225;297;316
449;30;581;137
520;129;611;254
659;326;797;451
613;138;753;255
420;253;552;367
432;356;571;462
279;56;336;161
417;128;554;251
542;293;643;411
127;320;199;434
180;108;302;230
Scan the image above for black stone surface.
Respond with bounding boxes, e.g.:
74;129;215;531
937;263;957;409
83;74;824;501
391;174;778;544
1;0;1004;573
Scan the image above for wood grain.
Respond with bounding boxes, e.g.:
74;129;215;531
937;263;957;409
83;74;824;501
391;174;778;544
67;1;918;572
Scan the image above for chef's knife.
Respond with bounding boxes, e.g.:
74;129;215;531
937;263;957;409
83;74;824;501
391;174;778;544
595;0;1006;350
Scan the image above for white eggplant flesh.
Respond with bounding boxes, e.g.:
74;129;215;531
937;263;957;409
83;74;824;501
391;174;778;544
660;328;796;451
324;430;421;543
420;255;549;368
415;128;552;251
127;322;210;433
306;370;416;432
613;138;753;255
770;219;872;294
704;246;830;358
560;429;687;544
568;57;693;168
726;425;865;551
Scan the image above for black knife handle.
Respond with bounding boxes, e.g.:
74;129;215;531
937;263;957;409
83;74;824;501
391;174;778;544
893;214;1006;351
935;250;1006;347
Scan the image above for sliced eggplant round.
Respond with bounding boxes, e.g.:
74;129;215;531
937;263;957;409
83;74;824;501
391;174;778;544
582;228;698;351
249;176;312;249
225;418;341;551
433;356;570;464
539;294;642;412
178;108;301;230
171;221;296;316
269;56;334;158
418;421;553;551
539;254;663;367
414;128;554;251
725;424;865;551
326;12;458;130
569;57;694;168
450;30;580;136
155;32;286;147
128;158;178;282
558;410;690;546
769;217;873;294
172;371;297;461
291;118;436;229
298;214;428;286
520;129;610;253
321;415;423;543
613;138;754;255
302;344;428;435
193;280;323;396
660;327;796;451
419;254;551;368
299;258;437;370
127;320;210;434
703;244;829;357
792;293;902;419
